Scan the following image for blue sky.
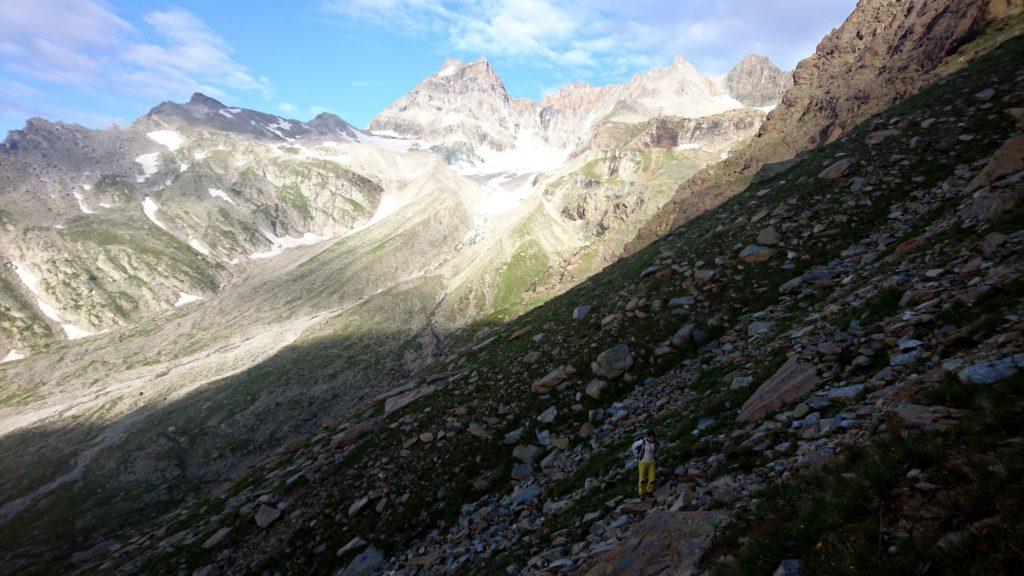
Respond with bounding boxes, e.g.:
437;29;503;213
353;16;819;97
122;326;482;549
0;0;857;135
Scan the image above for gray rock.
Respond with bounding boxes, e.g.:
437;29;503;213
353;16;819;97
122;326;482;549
668;296;695;307
818;158;854;179
573;304;592;320
537;406;558;423
511;463;534;480
739;245;775;263
827;384;864;402
773;559;802;576
591;343;633;379
202;527;231;549
958;354;1024;385
513;444;543;463
671;323;697;346
747;321;775;337
730;376;753;390
254;504;281;528
585;379;607;400
337;547;384;576
510;483;542;505
757;227;782;246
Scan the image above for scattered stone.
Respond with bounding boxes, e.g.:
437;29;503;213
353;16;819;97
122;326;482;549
537;406;558;423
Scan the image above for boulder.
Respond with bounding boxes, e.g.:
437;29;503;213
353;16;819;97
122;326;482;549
537;406;558;423
757;227;782;245
331;419;380;450
532;365;575;394
817;158;854;179
739;245;776;263
254;504;281;529
671;324;697;346
202;527;231;549
966;134;1024;192
338;547;384;576
592;343;634;379
467;422;491;439
958;354;1024;385
573;304;592;320
585;379;607;400
738;357;820;421
583;510;729;576
383;385;437;415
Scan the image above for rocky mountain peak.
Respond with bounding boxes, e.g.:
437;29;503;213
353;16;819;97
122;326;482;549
724;54;793;108
187;92;227;109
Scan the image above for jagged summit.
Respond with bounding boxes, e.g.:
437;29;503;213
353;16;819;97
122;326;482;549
187;92;227;109
724;54;793;108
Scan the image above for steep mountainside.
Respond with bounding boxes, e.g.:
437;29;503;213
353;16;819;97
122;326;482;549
629;0;1024;252
59;29;1024;576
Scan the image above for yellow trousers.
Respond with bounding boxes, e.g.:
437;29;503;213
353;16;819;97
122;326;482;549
637;461;655;495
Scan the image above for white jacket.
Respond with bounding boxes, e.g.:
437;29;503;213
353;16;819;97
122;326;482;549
631;438;658;463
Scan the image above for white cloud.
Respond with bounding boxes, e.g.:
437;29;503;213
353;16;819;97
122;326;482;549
277;102;298;113
0;1;270;111
321;0;857;76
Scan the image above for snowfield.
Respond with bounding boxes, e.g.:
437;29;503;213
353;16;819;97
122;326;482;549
146;130;184;151
207;188;236;204
134;153;160;182
142;197;168;230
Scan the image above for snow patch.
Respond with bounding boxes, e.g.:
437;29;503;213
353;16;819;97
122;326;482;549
249;230;328;259
72;190;95;214
218;108;240;118
676;143;701;150
179;163;190;172
755;105;776;114
174;292;203;307
207;188;236;205
187;237;211;256
438;64;459;77
146;130;183;151
142;197;168;230
11;262;95;340
1;349;26;363
193;150;208;161
134;152;160;182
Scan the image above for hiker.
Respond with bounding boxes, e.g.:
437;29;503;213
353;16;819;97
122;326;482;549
631;430;659;497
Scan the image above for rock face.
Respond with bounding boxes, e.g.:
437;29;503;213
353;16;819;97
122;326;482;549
369;58;530;152
370;55;788;158
738;357;820;421
583;510;729;576
725;54;794;108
